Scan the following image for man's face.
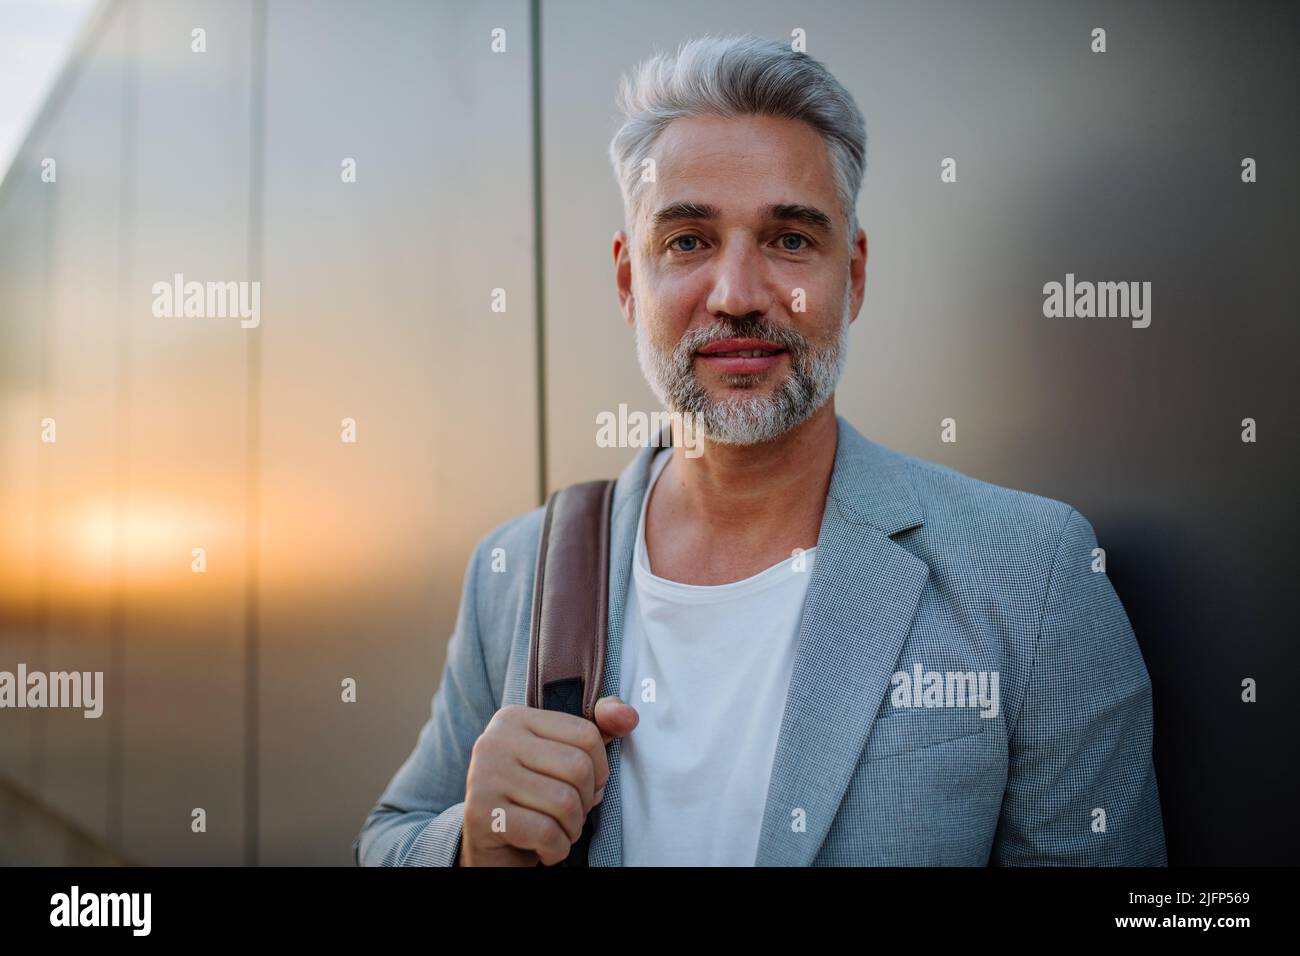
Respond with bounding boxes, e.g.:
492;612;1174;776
614;113;867;445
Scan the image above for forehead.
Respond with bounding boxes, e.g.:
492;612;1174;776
641;113;839;222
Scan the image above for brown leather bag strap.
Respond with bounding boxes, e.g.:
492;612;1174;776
525;479;614;717
524;479;615;867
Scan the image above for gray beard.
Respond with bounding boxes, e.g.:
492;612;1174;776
635;284;851;446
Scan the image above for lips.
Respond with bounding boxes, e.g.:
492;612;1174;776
696;338;788;374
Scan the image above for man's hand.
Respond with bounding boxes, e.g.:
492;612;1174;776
458;695;639;866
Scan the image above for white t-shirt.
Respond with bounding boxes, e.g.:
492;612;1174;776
618;449;816;866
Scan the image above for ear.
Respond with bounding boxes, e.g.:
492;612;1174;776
613;229;635;328
847;227;868;324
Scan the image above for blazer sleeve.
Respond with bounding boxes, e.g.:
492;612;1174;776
353;537;499;866
991;507;1168;865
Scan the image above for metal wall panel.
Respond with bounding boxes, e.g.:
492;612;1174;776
119;0;254;865
256;0;538;864
33;6;128;845
0;161;55;798
1;0;540;865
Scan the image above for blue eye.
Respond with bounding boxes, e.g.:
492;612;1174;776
670;235;701;253
779;233;808;251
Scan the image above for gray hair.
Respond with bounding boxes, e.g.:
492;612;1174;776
608;34;867;250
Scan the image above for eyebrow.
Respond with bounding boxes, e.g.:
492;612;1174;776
649;201;834;234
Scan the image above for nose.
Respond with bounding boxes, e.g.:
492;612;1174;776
705;236;773;320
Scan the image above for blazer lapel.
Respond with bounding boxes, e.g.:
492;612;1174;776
753;416;929;866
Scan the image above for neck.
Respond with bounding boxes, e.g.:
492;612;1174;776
662;398;839;537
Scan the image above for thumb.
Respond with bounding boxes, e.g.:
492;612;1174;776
593;695;639;745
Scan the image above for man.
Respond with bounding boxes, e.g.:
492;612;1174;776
355;34;1166;866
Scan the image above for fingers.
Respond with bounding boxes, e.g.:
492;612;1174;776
467;799;573;867
522;706;610;788
515;734;599;815
504;764;588;844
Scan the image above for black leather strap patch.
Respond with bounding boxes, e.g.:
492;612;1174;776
543;677;584;717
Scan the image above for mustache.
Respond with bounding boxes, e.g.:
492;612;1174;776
674;317;809;357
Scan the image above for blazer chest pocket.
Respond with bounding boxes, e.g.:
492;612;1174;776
863;706;999;761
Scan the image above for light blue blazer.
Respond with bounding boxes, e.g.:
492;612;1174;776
355;414;1167;866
